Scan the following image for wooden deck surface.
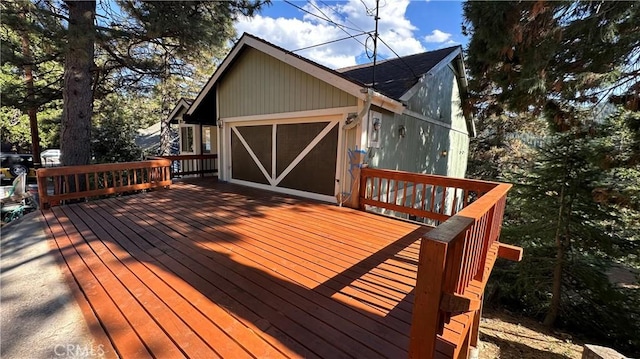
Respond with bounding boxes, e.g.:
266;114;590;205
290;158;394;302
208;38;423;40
42;179;429;358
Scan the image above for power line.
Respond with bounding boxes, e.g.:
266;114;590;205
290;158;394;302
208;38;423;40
285;0;421;81
318;0;370;34
291;32;369;53
359;0;375;16
377;35;419;79
283;0;362;32
284;0;374;59
306;0;371;50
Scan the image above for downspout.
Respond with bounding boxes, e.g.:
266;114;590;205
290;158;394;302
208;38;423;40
339;88;374;206
344;88;374;131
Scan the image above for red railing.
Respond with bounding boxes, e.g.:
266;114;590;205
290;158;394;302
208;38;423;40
359;168;497;224
359;168;522;359
36;159;172;209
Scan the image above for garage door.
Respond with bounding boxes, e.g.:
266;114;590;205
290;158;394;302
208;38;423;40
229;118;340;201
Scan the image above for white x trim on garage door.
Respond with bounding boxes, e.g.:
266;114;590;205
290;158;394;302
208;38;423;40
227;115;342;202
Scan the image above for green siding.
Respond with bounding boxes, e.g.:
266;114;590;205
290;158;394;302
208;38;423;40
406;66;467;135
366;66;469;178
369;110;469;179
219;48;357;118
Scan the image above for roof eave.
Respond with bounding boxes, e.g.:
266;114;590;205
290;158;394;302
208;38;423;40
167;98;192;123
371;92;405;114
398;46;463;103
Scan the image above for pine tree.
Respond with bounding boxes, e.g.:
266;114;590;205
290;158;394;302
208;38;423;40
464;1;640;352
4;0;267;166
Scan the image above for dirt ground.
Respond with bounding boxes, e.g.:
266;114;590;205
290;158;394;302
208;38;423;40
478;309;583;359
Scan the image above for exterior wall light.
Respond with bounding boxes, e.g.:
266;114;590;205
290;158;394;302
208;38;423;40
217;119;223;128
398;125;407;138
372;118;381;131
441;150;447;157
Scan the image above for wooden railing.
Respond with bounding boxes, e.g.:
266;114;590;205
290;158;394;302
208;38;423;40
359;168;522;359
36;159;172;209
359;168;497;224
149;154;218;178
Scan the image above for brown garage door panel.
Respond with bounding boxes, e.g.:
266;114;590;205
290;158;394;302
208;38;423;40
237;125;272;172
231;129;270;184
278;126;338;196
276;122;328;177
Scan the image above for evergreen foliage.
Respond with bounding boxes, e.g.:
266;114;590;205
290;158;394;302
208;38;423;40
1;0;267;164
464;1;640;354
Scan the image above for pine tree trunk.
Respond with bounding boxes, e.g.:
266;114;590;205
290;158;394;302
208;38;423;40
18;10;41;167
61;1;95;166
544;184;566;327
159;50;171;156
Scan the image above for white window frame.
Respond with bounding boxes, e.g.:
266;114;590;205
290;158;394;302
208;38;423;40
179;124;197;154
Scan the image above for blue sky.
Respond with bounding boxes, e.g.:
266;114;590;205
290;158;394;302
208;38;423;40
235;0;467;69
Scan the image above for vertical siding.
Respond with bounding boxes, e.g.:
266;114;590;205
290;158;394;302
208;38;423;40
368;110;468;179
406;66;468;136
218;48;357;118
365;65;470;178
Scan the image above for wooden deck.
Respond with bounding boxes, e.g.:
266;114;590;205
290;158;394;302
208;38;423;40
42;179;430;358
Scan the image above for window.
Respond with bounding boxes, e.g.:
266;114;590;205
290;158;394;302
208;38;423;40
203;126;211;153
181;126;194;153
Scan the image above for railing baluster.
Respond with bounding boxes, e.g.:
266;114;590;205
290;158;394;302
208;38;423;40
453;188;459;215
429;185;436;212
411;181;417;209
402;180;407;207
34;159;172;208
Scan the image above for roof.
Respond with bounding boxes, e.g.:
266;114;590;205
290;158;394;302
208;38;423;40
337;46;462;100
187;33;467;119
167;98;193;124
187;33;406;116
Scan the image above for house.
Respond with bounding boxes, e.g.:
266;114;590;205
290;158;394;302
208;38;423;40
134;99;187;156
167;98;217;156
183;33;474;205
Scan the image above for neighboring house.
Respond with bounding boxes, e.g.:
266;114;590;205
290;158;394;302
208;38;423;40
183;33;474;204
167;98;217;156
136;99;187;156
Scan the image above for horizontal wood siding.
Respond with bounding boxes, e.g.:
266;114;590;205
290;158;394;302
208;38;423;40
219;48;356;118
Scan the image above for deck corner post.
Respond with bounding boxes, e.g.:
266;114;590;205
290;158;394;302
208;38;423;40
409;237;448;359
36;170;48;209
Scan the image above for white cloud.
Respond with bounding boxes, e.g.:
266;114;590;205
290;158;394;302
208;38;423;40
424;29;452;43
235;0;425;69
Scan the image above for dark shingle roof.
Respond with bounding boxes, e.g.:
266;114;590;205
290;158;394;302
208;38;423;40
337;46;460;100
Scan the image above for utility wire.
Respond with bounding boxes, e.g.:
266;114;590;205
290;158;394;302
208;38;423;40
283;0;362;32
286;0;421;81
377;35;420;79
306;0;370;49
291;32;369;53
285;0;373;61
359;0;374;15
319;0;370;35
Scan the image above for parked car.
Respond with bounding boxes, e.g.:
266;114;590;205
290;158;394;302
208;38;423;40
0;153;36;184
41;149;61;167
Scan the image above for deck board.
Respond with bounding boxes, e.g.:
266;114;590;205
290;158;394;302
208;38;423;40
42;180;429;358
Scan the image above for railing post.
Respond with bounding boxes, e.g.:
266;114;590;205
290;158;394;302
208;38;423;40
357;168;367;211
409;237;448;358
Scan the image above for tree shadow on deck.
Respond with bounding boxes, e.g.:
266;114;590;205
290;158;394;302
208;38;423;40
45;180;428;358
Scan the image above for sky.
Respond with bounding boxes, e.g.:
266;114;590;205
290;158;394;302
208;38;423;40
235;0;467;69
